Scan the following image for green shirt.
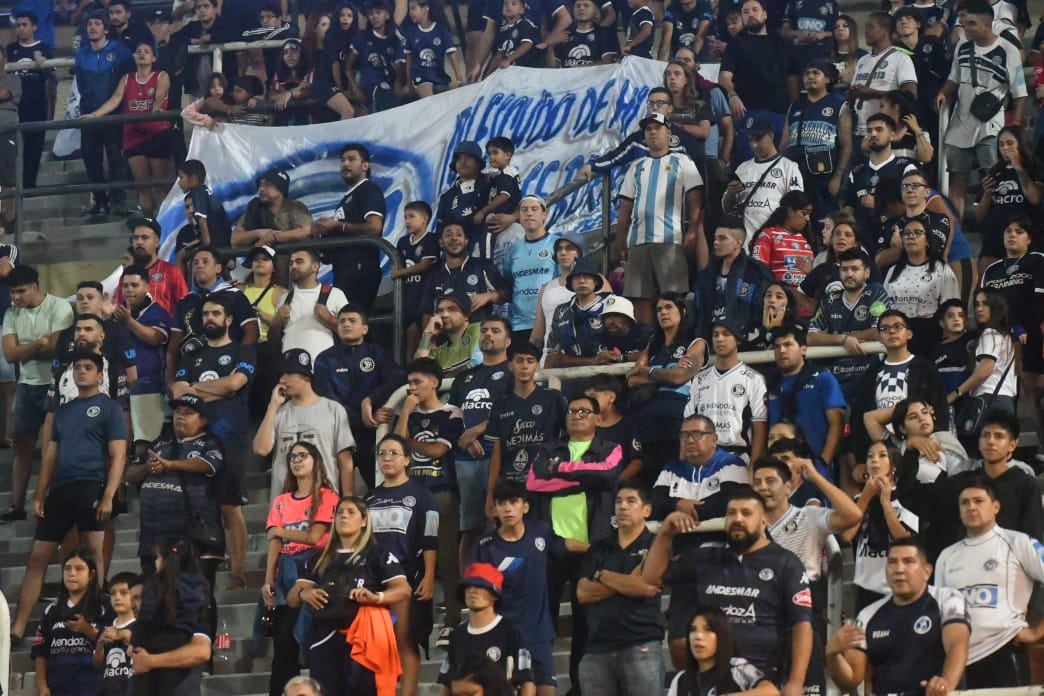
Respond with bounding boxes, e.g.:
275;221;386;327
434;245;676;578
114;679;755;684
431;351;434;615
551;440;591;544
2;293;74;386
430;323;482;376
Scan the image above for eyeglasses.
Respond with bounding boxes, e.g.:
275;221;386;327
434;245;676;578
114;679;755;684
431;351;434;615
567;408;595;417
289;452;310;462
680;430;715;441
878;322;908;333
901;182;928;191
646;99;671;107
377;449;405;458
901;230;925;239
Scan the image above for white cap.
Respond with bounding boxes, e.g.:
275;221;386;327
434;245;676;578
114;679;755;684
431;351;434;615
600;295;636;323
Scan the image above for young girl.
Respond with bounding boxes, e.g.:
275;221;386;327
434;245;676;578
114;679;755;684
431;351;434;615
287;496;412;696
300;19;358;121
755;281;799;347
83;41;172;217
181;72;234;129
346;0;406;112
262;441;339;696
667;606;780;696
748;191;816;292
798;216;863;303
365;434;439;696
401;0;465;98
888;398;971;484
328;3;360;91
843;441;918;611
31;548;109;696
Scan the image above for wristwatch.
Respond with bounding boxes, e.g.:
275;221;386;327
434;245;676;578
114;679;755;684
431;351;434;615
592;569;603;583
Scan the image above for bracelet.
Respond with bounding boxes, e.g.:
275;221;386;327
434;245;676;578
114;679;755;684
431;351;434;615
377;591;385;605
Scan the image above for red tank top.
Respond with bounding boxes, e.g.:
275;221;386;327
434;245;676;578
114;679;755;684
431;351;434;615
121;70;170;150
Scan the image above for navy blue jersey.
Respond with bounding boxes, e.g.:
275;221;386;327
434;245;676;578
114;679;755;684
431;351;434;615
930;334;974;395
546;293;612;358
173;284;258;347
186;184;232;250
447;361;513;459
98;616;135;696
351;28;404;93
494;18;541;66
784;0;839;65
137;433;224;556
302;543;406;636
313;341;404;429
843;155;915;255
663;0;713;54
488;166;522;215
437;615;535;687
436;176;494;249
128;300;172;395
366;478;439;582
664;542;813;675
554;24;619;66
483;0;567;28
32;600;112;696
485;387;567;482
423;257;508;319
625;5;655;57
396;231;441;319
808;283;890;395
980;252;1044;336
406;403;465;492
784;91;847;171
50;393;127;490
329;178;387;285
174;342;255;445
6;41;54;118
469;520;566;645
400;20;457;85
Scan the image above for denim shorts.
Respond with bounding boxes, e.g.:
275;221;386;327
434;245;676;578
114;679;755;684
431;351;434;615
11;383;49;437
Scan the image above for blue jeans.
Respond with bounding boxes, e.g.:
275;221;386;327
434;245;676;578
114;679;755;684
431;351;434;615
578;640;664;696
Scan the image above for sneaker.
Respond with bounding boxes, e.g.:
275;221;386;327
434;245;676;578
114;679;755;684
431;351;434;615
0;507;26;523
82;202;108;217
435;626;453;648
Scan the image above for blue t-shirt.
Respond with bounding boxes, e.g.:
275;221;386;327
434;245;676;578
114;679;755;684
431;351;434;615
400;20;457;85
767;367;846;460
352;28;404;93
625;5;655;58
366;477;440;582
494;18;541;66
501;233;558;331
32;600;112;696
129;299;172;395
51;392;127;489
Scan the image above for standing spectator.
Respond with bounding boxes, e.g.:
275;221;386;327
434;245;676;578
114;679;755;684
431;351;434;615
660;0;714;59
401;0;465;99
585;375;644;480
576;480;664;696
831;14;865;91
684;320;768;463
94;571;137;696
423;222;509;324
117;216;189;317
435;141;495;259
719;0;799;160
894;7;949;146
254;348;357;496
0;226;17;445
501;196;558;344
6;10;52;190
621;0;655;58
766;324;846;471
0;49;19;232
10;351;127;641
614;112;703;326
530;236;580;361
175;159;232;254
485;0;542;75
748;191;816;292
172;295;255;589
781;0;839;70
552;0;619;66
0;265;73;523
344;0;407;112
391;201;439;357
172;0;237;97
780;61;851;216
231;169;314;248
723;115;804;235
112;265;172;451
107;0;154;53
937;0;1027;214
312;144;387;311
850;12;917;143
826;537;970;696
270;249;348;360
149;9;189;167
75;11;133;217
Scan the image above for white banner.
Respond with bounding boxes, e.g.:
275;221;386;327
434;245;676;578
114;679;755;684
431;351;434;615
151;57;674;269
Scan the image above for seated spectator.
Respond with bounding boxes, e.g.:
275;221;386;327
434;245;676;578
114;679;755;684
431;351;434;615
888;398;971;484
874;90;934;165
752;280;799;348
436;141;496;259
344;0;406;112
416;292;482;376
423;222;509;324
723;114;804;237
545;258;613;368
180;73;237;130
767;434;832;505
667;606;780;696
271;39;354;124
300;21;357;122
599;295;652;359
798;214;862;304
530;235;581;361
584;374;643;478
876;169;953;269
231;169;314;248
401;0;465;97
270;249;348;360
748;191;816;292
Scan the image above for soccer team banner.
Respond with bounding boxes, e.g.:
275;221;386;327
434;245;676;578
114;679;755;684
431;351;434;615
145;56;678;289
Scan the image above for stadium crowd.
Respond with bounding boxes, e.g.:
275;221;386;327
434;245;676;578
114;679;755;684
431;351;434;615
3;0;1044;694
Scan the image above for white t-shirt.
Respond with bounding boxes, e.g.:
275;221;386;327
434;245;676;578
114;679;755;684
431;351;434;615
973;327;1017;398
276;283;349;360
767;504;835;581
854;496;920;593
884;260;960;319
944;38;1028;149
684;361;768;453
852;47;918;134
730;155;804;234
538;278;573;366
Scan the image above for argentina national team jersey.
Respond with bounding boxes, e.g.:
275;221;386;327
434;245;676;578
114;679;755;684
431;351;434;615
620;153;703;248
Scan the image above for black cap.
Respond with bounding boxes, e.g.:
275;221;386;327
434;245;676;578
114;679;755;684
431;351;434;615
243;245;276;269
566;257;604;292
434;290;472;315
149;9;174;22
710;317;743;337
280;348;313;378
257;168;291;199
126;216;162;237
805;60;839;85
745;114;775;137
70;348;103;372
170;393;210;420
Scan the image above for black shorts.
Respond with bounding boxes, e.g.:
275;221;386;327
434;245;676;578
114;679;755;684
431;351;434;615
310;81;342;103
217;442;248;507
466;0;489;31
408;595;434;656
124;130;173;160
35;481;106;542
667;582;698;642
1023;334;1044;374
0;134;15;187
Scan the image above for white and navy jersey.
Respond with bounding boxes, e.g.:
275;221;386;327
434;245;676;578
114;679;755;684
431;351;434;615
406;403;464;493
554;24;619;66
400;20;456;85
175;342;255;445
448;361;512;460
302;544;407;639
684;362;767;453
767;504;834;581
980;253;1044;336
396;231;440;308
945;38;1027;148
485;387;567;482
625;5;656;57
873;355;915;410
98;616;136;696
973;328;1016;398
32;600;113;696
437;615;535;688
905;0;947;29
621;153;703;248
351;29;405;93
547;293;612;358
855;586;970;695
731;155;804;234
366;478;439;583
667;658;768;696
494;17;541;66
663;0;713;55
935;526;1044;663
884;260;960;319
809;283;890;391
853;498;919;593
851;47;918;134
653;449;750;503
664;542;813;674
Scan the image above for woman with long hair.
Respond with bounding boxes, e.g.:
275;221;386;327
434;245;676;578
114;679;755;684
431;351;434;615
884;398;971;484
663;59;713;145
262;441;339;696
287;496;412;696
748;191;816;293
327;3;361;91
876;90;934;164
667;606;780;696
272;38;355;124
974;125;1044;270
756;281;799;347
831;15;865;91
883;217;960;355
798;215;864;303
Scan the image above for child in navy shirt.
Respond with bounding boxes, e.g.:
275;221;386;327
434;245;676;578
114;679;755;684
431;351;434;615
94;572;138;696
401;0;466;98
346;0;406;111
175;159;232;252
391;201;440;356
931;298;973;396
622;0;655;57
487;0;541;75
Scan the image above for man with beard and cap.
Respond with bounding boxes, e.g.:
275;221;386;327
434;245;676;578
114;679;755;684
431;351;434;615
269;248;348;361
643;484;815;688
172;294;255;589
415;290;482;377
231;168;313;248
115;216;188;316
422;222;509;326
311;143;388;312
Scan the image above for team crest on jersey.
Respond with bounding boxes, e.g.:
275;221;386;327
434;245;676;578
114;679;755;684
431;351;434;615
983;559;998;571
403;496;416;507
199;370;219;382
732;384;746;397
759;568;774;581
360;357;375;372
924;43;934;53
535;536;545;550
421;419;430;428
669;135;680;147
538;249;550;258
152;272;163;281
784;519;798;533
854;305;869;321
823;107;834;117
492;371;505;380
739;283;751;297
532;404;543;415
513;449;528;471
589;318;603;331
913;615;932;634
434;37;441;46
86;406;101;418
770;168;782;178
467;274;478;285
707;477;720;490
1006;263;1019;274
219;354;232;366
486;647;502;661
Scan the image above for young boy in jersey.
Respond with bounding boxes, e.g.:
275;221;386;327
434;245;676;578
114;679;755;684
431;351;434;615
391;201;440;356
487;0;541;75
930;299;972;397
484;137;522;231
470;480;588;696
94;572;138;696
175;159;232;254
621;0;655;57
436;563;536;694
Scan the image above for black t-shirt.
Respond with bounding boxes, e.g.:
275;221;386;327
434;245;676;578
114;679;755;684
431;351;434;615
329;179;387;271
980;252;1044;337
596;416;643;468
881;210;951;260
844;155;915;255
6;41;54;117
32;599;114;696
173;286;258;347
721;32;796;113
437;615;535;687
485;387;567;483
302;543;406;637
174;342;255;445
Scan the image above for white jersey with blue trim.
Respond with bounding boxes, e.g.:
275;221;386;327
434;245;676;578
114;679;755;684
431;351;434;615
620;152;703;248
935;525;1044;663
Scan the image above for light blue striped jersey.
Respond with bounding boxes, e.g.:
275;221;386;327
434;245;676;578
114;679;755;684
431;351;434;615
620;152;703;248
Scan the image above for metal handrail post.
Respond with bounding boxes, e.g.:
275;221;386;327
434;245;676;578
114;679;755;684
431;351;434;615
13;129;24;245
0;589;10;696
212;46;223;74
601;172;612;275
938;99;950;198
